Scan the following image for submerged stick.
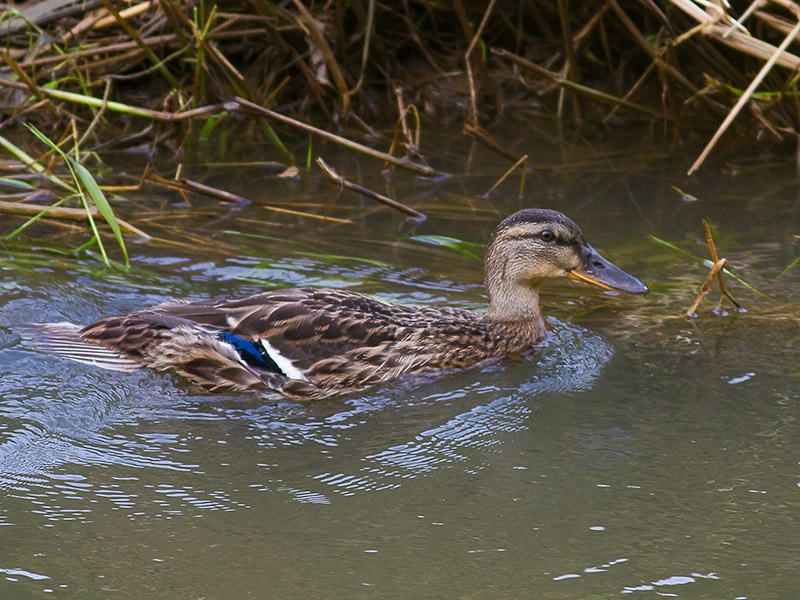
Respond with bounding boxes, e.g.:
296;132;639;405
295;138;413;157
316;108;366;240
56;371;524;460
0;200;150;239
316;158;425;219
148;174;353;223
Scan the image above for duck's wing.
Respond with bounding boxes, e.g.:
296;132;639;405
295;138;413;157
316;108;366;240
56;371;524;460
186;288;405;369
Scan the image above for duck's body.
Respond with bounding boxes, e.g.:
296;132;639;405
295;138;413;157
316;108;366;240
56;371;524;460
27;209;648;399
39;288;544;398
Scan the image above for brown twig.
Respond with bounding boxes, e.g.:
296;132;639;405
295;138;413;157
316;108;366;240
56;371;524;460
483;154;528;198
463;119;521;162
686;258;727;317
231;98;438;176
316;158;425;219
557;0;580;120
99;0;180;89
462;0;498;124
686;219;744;316
0;50;58;118
702;219;742;309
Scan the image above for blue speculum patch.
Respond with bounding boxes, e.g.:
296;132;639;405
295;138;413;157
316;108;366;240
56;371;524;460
218;332;286;375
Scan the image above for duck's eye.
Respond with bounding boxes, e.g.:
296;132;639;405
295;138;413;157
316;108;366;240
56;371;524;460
540;230;555;242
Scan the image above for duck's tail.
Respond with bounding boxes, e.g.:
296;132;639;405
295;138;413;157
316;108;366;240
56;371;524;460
21;322;142;372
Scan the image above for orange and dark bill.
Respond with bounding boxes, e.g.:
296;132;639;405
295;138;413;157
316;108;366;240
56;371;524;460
568;244;648;295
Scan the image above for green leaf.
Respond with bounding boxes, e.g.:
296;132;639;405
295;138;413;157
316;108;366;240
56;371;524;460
0;177;34;190
24;124;129;268
73;161;128;265
411;234;483;260
779;255;800;278
0;130;74;191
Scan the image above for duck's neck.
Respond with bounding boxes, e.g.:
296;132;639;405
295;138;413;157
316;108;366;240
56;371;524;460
484;278;543;324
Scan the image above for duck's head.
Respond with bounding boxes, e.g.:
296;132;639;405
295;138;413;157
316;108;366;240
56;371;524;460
484;208;648;322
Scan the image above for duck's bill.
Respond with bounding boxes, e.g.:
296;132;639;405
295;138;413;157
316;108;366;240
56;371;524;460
568;245;649;295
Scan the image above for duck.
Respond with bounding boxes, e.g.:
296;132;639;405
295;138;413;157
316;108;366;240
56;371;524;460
26;208;648;399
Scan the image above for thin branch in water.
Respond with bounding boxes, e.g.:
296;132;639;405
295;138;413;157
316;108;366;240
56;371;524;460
686;219;744;317
316;158;425;219
463;119;522;162
0;199;150;239
483;154;528;198
686;258;727;317
148;174;353;223
702;219;743;310
386;88;425;170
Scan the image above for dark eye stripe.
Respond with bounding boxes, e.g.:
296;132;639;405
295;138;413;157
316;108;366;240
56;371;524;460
502;233;569;244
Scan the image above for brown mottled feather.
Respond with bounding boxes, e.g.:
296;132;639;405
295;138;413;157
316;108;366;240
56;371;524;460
76;289;544;398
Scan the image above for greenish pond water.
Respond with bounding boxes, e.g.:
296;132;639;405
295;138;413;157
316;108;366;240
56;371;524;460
1;133;799;599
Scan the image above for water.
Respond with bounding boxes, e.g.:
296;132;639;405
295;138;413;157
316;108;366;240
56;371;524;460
1;135;799;598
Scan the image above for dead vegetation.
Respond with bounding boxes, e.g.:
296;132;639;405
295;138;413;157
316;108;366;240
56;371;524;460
2;1;800;164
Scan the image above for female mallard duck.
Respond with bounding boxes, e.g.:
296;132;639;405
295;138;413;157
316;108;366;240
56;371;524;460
28;209;647;399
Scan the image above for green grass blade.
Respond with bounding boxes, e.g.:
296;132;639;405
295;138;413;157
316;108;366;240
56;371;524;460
0;177;34;190
25;124;113;267
0;197;68;240
411;234;483;260
779;255;800;278
647;234;698;260
73;161;129;266
0;131;75;192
